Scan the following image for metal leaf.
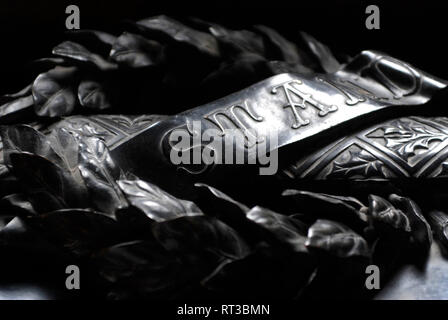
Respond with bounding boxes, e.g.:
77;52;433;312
283;189;366;215
306;219;370;258
67;30;117;56
330;149;386;179
382;119;447;160
266;60;313;76
34;208;120;256
94;216;251;298
0;193;37;216
246;206;308;253
117;178;202;222
427;210;448;253
388;194;432;251
46;127;81;170
0;216;68;268
254;25;301;63
282;189;369;232
208;24;264;57
77;80;111;110
368;194;412;233
9;152;86;210
299;31;341;73
32;66;78;117
201;243;316;299
1;125;61;168
110;32;163;68
92;240;184;298
30;57;68;73
52;41;117;71
152;215;250;261
0;95;34;124
78;136;127;216
196;184;308;252
1;125;87;206
195;183;249;212
199;53;272;101
0;84;32;104
136;15;220;58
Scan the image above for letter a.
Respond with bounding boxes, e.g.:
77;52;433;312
365;5;380;30
65;265;80;289
65;5;80;30
365;265;380;289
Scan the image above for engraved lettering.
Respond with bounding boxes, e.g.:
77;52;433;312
204;101;264;148
355;55;422;100
272;80;338;129
317;77;366;105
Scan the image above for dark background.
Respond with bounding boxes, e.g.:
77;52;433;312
0;0;447;94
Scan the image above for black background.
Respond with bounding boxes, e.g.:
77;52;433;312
0;0;447;94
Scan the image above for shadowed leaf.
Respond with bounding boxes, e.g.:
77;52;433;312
300;31;341;73
0;95;34;124
246;206;308;253
78;136;127;216
306;219;370;258
152;215;250;261
78;80;111;110
0;84;32;104
368;194;412;233
52;41;117;71
117;178;202;222
110;32;163;68
254;25;301;63
136;15;220;58
389;194;432;251
35;208;121;256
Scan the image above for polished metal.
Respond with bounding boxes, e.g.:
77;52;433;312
107;50;446;182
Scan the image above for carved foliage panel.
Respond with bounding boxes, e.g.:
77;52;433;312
286;117;448;180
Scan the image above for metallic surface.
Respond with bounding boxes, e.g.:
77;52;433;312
2;49;445;301
2;12;448;301
107;50;446;182
285;116;448;180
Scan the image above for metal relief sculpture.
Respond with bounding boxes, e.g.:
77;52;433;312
1;14;448;300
